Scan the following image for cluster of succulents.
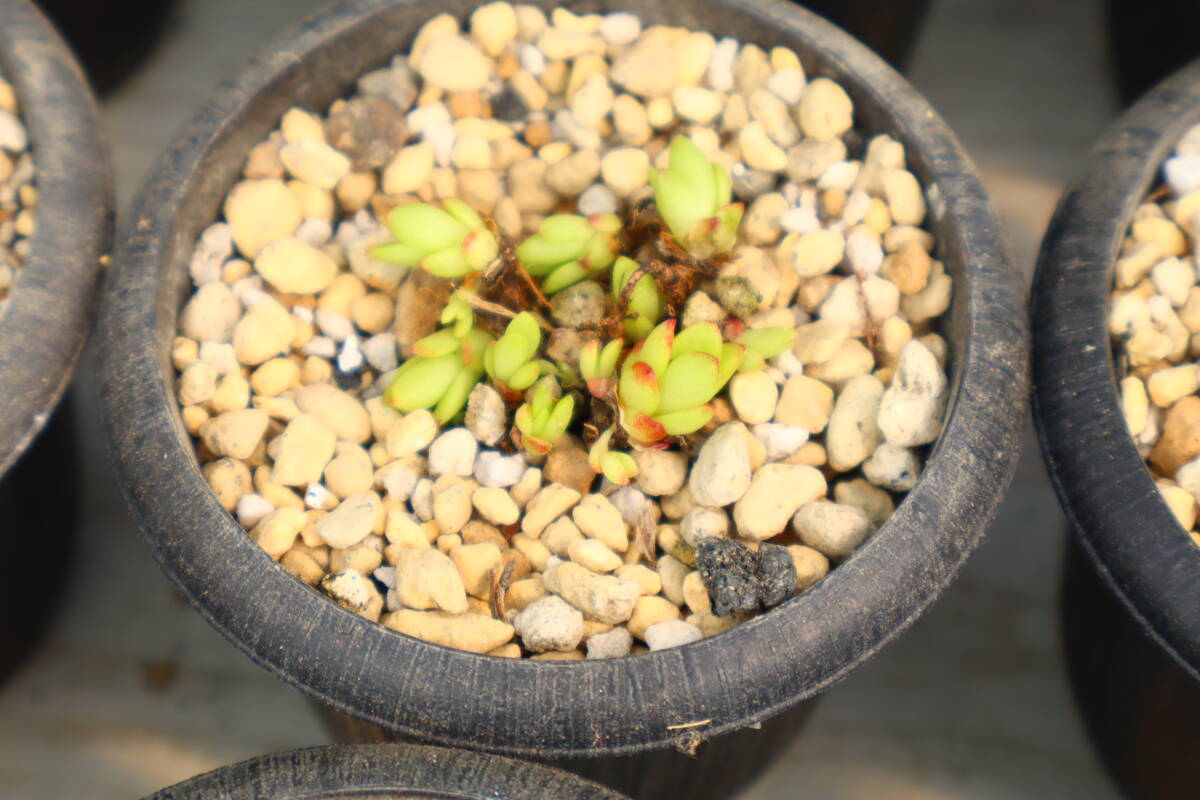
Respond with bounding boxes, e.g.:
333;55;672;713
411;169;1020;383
371;135;793;482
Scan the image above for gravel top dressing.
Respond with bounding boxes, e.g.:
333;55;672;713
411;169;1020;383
0;73;34;311
1113;122;1200;544
173;3;952;660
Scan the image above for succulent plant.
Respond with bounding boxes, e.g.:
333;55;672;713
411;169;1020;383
513;379;575;457
370;199;498;278
736;327;797;372
517;213;621;294
611;255;665;341
385;305;492;423
484;311;543;393
588;426;638;485
616;319;744;446
578;337;623;398
649;136;744;258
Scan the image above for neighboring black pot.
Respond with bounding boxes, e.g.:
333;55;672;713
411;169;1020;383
1032;59;1200;799
144;743;629;799
797;0;930;71
1105;0;1200;105
0;0;111;682
99;0;1026;797
34;0;178;96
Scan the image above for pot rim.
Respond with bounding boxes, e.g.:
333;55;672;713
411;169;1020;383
1033;58;1200;679
144;742;628;799
100;0;1026;758
0;0;112;477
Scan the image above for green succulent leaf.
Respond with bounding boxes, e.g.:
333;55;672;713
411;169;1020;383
442;198;485;231
385;203;467;252
673;322;723;358
655;404;715;436
737;326;796;359
507;360;541;392
658;351;721;414
369;242;423;267
717;342;746;386
540;260;593;295
420;247;473;278
619;360;660;416
638;319;676;376
540;214;595;241
517;236;590;275
433;367;482;423
412;329;463;358
386;352;461;411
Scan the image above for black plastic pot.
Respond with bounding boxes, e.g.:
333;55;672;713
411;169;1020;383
144;743;629;799
1032;59;1200;799
99;0;1026;797
0;0;111;683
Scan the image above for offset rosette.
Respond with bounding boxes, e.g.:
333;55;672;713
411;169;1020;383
611;255;664;341
588;426;638;485
616;320;744;446
484;311;543;394
385;300;492;423
370;199;499;278
517;213;621;294
649;136;744;258
512;380;575;457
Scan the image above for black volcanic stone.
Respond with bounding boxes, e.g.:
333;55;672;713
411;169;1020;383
696;538;760;616
756;543;796;609
490;87;528;121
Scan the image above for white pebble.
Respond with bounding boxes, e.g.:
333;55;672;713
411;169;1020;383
428;428;478;477
363;333;399;372
236;494;274;528
316;308;355;342
644;619;703;650
519;43;546;76
474;450;526;488
576;183;618;215
1164;153;1200;197
752;422;809;461
707;37;738;92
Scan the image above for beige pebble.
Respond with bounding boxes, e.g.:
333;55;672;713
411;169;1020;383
882;168;926;226
1121;376;1150;436
729;370;779;425
224;179;303;258
417;34;492;91
250;358;299;396
797;77;853;141
600;147;649;197
233;300;295;366
382;142;435;195
470;1;519;56
793;501;873;560
569;538;622;573
521;482;582;537
543;515;585;556
833;478;895;526
180;282;241;343
733;463;826;540
179;361;218;406
613;93;651;146
1148;364;1200;408
280;139;350;190
203;457;252;511
315;491;382;549
507;576;549;613
543;561;640;623
323;571;384;621
738;121;787;172
450;542;502;599
295;383;372;444
775;375;834;432
616;564;662;595
826;375;885;471
472;486;520;525
627;595;681;640
511;533;551;572
787;544;830;590
572;492;629;552
200;408;269;460
269;413;337;486
1160;484;1198;530
433;475;477;534
324;444;374;498
383;610;513;654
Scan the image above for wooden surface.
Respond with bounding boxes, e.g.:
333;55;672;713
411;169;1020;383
0;0;111;476
0;0;1128;797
